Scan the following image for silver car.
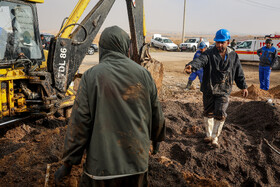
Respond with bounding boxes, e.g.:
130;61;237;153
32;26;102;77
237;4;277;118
151;37;178;51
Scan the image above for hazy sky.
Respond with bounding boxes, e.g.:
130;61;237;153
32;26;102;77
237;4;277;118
37;0;280;35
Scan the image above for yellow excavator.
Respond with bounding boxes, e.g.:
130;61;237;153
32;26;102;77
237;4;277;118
0;0;163;126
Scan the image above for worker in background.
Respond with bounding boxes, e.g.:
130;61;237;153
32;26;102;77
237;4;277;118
54;26;166;186
185;41;207;90
197;37;203;49
230;39;237;49
184;29;248;148
257;38;278;90
40;34;47;49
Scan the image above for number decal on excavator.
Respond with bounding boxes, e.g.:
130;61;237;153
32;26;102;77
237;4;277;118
60;48;67;59
58;48;67;78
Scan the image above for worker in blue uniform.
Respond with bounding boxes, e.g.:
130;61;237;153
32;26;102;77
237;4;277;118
185;41;207;90
257;39;278;90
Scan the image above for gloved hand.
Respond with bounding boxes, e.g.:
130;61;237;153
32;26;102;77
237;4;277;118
54;163;72;184
152;142;160;155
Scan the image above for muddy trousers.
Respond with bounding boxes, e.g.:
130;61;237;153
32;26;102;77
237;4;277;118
202;93;229;120
79;172;148;187
203;93;228;145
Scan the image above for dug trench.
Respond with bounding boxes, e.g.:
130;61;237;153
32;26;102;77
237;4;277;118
0;97;279;186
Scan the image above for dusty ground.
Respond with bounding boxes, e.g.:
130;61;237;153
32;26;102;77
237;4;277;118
1;51;280;186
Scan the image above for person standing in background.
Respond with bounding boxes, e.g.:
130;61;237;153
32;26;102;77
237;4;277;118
257;38;278;90
185;41;207;90
230;39;237;49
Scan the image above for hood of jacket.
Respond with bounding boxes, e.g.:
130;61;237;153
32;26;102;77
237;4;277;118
98;25;131;62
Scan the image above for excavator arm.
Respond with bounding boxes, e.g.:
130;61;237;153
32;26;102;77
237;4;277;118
48;0;146;93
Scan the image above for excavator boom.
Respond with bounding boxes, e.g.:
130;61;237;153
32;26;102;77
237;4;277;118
48;0;146;93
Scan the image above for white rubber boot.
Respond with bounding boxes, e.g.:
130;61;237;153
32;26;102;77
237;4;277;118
212;120;225;148
204;117;214;143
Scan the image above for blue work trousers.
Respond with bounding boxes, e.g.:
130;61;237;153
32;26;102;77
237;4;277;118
259;65;271;90
189;68;203;82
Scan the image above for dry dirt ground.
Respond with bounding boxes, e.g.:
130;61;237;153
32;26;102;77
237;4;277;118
1;51;280;186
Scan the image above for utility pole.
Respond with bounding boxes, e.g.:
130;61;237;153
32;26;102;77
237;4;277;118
182;0;187;43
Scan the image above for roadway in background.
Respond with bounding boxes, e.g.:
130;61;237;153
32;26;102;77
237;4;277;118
80;51;195;73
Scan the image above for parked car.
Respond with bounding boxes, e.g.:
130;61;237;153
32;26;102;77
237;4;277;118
150;37;178;51
236;41;242;47
87;43;98;55
40;33;54;50
179;38;209;52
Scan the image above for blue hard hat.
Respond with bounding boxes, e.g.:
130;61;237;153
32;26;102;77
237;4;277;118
198;41;207;49
214;29;231;42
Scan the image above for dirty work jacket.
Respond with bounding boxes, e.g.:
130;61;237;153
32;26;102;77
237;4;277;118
187;46;247;95
62;26;165;180
257;46;278;67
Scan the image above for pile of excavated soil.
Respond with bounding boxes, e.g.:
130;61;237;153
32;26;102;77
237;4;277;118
231;84;280;100
269;85;280;98
0;117;85;186
150;100;280;186
1;99;280;186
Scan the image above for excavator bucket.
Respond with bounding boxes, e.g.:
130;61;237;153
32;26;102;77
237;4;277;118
126;0;164;96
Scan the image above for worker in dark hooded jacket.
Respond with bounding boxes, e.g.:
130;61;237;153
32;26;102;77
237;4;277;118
54;26;165;186
184;29;248;148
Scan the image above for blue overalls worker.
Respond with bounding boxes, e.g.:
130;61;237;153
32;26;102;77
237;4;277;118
185;41;207;90
184;29;248;148
257;39;278;90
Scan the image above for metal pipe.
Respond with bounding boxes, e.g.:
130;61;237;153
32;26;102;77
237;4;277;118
0;116;30;127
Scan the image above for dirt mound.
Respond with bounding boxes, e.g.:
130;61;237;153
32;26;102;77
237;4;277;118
0;116;91;186
268;85;280;98
231;84;280;100
0;100;280;186
231;84;271;100
151;100;280;186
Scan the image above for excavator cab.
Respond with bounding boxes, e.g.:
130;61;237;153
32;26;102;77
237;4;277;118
0;0;65;123
0;1;44;62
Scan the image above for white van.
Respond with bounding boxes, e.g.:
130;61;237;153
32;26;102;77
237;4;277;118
179;38;210;52
235;39;280;69
152;34;161;39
